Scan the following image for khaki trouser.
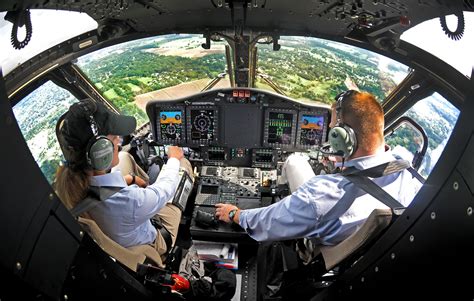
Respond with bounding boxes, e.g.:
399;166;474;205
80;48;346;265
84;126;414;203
113;152;194;255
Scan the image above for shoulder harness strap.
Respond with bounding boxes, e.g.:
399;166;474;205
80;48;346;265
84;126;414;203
322;159;421;223
70;186;122;218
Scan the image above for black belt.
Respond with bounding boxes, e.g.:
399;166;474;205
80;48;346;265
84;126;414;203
150;217;172;255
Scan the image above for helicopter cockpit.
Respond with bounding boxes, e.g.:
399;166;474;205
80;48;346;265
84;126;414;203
1;1;474;301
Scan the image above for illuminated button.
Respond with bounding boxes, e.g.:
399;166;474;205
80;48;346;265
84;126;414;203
233;90;239;97
245;90;250;97
239;91;245;98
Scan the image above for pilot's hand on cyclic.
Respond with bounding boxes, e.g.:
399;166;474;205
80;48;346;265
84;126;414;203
167;146;184;160
215;203;238;224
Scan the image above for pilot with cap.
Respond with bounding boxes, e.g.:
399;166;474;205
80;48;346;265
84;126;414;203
55;98;187;257
215;90;423;254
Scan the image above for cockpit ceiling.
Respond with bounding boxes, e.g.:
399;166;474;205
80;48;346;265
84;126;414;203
0;0;472;38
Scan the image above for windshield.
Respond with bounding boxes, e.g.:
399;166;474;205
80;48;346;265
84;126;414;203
76;34;409;126
76;34;229;127
255;36;409;105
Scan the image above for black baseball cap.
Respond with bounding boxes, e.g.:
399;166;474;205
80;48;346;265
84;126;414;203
56;99;136;168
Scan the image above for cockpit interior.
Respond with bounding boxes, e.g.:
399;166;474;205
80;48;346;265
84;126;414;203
1;1;474;300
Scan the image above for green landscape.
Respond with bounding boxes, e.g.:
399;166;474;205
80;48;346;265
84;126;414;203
256;37;403;103
78;34;406;123
78;36;227;126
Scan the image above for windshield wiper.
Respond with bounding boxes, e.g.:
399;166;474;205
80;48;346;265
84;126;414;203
201;72;228;92
257;72;287;96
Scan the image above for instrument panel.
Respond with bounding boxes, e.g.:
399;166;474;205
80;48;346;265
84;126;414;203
146;88;330;164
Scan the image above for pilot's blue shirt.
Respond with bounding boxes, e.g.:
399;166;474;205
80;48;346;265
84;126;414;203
88;158;180;248
239;151;423;245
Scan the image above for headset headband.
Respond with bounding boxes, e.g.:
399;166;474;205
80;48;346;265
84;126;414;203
79;101;99;137
319;90;359;159
334;90;358;126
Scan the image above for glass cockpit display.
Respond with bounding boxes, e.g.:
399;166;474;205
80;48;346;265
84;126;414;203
264;109;297;147
187;107;218;145
155;106;185;144
268;112;293;144
160;111;183;139
299;114;324;146
296;110;328;148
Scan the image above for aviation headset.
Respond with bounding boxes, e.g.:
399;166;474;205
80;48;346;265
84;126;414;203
322;90;358;159
80;101;115;171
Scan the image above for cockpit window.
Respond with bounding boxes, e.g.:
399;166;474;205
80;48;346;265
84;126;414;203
255;36;409;104
0;10;97;76
74;34;408;126
401;12;474;78
76;34;228;128
386;92;460;178
12;81;79;184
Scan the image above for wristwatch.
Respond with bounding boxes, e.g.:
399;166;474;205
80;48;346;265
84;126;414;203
228;209;238;223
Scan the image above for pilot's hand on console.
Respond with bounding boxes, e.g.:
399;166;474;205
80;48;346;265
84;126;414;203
215;203;239;224
167;146;184;160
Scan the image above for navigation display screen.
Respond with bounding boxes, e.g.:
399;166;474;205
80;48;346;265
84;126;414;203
159;110;183;141
190;109;216;142
299;114;324;146
267;112;294;145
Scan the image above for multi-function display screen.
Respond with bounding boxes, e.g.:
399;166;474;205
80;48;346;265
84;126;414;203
190;109;216;142
159;110;183;141
299;114;325;146
267;112;294;145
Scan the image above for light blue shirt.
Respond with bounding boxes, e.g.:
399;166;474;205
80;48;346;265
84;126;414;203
88;158;180;247
239;151;423;245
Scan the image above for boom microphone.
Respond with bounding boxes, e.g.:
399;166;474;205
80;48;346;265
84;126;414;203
318;143;345;157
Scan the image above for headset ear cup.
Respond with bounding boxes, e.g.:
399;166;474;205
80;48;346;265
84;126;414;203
328;126;356;158
344;125;357;157
87;136;114;170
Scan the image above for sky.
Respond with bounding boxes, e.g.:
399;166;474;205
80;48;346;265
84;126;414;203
0;9;473;77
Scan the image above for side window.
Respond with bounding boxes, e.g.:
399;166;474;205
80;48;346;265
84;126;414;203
386;92;460;178
386;120;426;168
12;81;79;184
